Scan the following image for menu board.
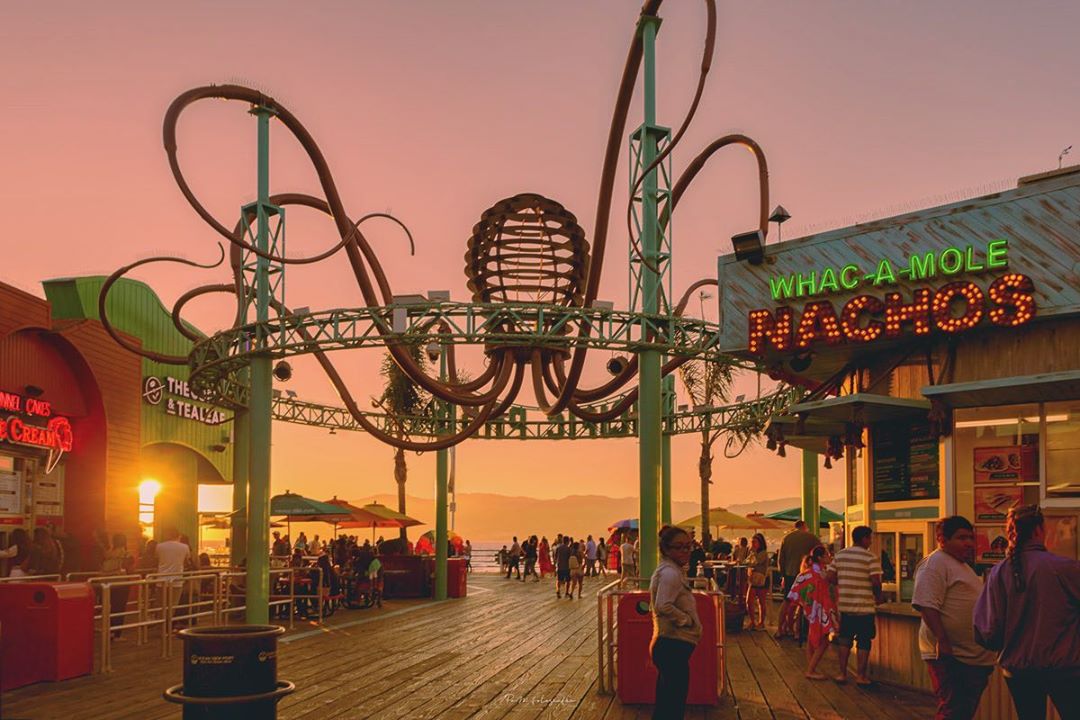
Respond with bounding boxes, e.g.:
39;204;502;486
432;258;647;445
33;475;62;518
0;471;21;516
872;421;940;502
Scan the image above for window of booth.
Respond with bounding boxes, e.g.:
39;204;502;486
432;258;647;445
1045;400;1080;498
954;402;1079;561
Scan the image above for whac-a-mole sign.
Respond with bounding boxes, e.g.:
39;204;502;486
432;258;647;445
716;170;1080;380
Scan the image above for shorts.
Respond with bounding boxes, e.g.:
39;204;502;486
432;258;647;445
557;569;571;583
782;575;796;595
835;613;876;650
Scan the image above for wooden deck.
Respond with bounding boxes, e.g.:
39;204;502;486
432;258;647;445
6;574;936;719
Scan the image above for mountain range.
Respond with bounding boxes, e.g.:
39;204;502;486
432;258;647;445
352;492;844;543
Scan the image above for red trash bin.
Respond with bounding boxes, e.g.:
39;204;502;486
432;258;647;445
447;558;467;598
616;590;719;706
0;582;94;690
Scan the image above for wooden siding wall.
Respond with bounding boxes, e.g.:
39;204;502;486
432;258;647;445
0;286;142;556
887;318;1080;400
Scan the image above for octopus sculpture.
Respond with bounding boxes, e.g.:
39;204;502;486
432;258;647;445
99;0;772;452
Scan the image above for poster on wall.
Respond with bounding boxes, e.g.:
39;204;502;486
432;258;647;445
973;486;1023;522
0;471;20;516
975;525;1008;563
974;446;1036;484
1046;515;1079;560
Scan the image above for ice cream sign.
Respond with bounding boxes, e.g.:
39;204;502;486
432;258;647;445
747;239;1037;355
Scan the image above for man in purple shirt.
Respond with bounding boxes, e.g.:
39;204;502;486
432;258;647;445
974;505;1080;720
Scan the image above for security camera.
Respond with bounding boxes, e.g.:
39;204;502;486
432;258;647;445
426;341;441;363
606;356;629;376
273;360;293;382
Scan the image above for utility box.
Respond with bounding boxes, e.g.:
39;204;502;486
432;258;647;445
616;590;720;706
0;582;94;690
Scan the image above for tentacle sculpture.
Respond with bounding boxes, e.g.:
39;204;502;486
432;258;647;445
100;0;771;452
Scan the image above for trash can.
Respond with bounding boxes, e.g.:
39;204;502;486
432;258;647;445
163;625;294;719
447;558;467;598
615;591;719;706
0;582;93;690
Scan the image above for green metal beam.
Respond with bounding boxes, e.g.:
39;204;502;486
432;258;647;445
230;405;249;567
635;13;663;582
245;106;274;625
434;352;450;601
801;450;820;534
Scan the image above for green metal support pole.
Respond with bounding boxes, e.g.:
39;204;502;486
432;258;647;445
637;14;662;581
661;375;674;526
801;450;820;536
230;403;249;567
246;107;274;625
434;352;449;601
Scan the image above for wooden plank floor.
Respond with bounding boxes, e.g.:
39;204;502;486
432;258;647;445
5;574;936;719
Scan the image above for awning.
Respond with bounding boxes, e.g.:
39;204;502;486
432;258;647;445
787;393;930;424
922;370;1080;408
766;393;930;454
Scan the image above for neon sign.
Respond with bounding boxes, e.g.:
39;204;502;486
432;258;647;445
0;391;52;418
766;239;1009;302
0;416;73;453
0;389;74;458
748;273;1036;355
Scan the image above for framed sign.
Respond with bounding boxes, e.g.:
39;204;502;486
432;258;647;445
975;525;1008;563
1046;515;1078;560
974;446;1036;484
973;486;1023;522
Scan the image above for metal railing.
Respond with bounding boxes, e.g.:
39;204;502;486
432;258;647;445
596;576;726;697
0;573;62;583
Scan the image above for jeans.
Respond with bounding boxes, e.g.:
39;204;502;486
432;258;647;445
925;656;993;720
651;636;696;720
1003;668;1080;720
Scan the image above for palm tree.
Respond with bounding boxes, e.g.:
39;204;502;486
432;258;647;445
375;340;430;546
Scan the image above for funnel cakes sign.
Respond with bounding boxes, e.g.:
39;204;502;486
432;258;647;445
716;173;1080;369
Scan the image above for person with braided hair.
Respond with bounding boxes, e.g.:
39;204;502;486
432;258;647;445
974;505;1080;720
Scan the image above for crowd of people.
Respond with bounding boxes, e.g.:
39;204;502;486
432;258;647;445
769;508;1079;720
495;533;643;599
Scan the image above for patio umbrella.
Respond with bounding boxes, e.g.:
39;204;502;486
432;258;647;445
676;507;772;536
764;506;843;530
323;496;380;537
270;491;352;542
338;502;423;542
743;513;789;531
607;518;638;532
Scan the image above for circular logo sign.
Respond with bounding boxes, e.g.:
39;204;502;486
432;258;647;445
142;376;164;406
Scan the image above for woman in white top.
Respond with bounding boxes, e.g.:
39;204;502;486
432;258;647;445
650;525;702;720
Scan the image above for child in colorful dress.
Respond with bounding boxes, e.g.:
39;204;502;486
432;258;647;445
788;545;838;680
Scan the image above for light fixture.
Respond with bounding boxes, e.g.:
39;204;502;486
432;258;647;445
606;356;630;376
734;394;746;403
731;230;765;265
209;444;227;453
427;290;451;302
273;360;293;382
329;428;337;436
677;404;688;412
24;385;44;398
789;352;813;373
285;390;298;399
769;205;792;244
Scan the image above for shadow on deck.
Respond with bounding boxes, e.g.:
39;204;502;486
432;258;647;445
4;573;935;719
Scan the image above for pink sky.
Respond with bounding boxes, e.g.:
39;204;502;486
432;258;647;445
4;1;1079;510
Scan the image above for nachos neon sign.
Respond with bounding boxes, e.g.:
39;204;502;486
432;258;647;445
747;239;1038;355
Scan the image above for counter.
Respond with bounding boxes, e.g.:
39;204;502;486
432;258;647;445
870;602;1061;720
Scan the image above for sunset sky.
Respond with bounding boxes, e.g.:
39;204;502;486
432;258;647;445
4;1;1080;515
